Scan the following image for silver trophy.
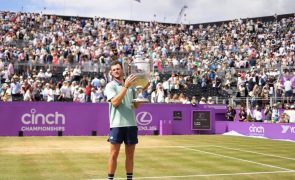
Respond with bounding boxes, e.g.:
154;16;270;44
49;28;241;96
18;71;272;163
123;55;152;102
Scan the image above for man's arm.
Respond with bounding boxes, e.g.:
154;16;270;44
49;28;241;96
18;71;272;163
111;86;129;107
110;74;136;107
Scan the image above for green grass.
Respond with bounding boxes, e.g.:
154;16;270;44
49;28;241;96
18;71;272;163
0;135;295;179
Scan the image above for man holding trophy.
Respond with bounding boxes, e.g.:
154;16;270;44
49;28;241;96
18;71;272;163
105;57;150;180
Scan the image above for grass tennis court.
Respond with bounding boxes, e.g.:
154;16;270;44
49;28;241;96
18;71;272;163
0;135;295;180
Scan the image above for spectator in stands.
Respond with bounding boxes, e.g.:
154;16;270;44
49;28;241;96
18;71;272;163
91;87;103;103
23;85;33;101
1;83;12;101
10;75;22;101
191;96;197;106
207;97;214;104
91;77;101;89
73;86;80;102
42;83;50;102
7;62;14;77
226;105;236;121
164;93;172;103
261;84;270;108
284;78;293;104
162;77;170;94
151;72;161;90
271;103;280;123
32;82;43;101
0;67;9;84
284;104;290;110
182;96;191;104
211;79;220;95
135;86;145;100
151;83;165;103
248;91;257;108
72;65;82;81
84;81;92;102
280;113;290;123
264;105;272;122
200;76;207;92
170;93;180;103
44;69;52;80
37;69;45;80
237;84;246;98
77;88;86;103
0;10;294;110
63;68;70;77
274;79;284;99
60;81;72;102
239;106;247;122
252;105;263;122
178;93;186;103
0;59;4;72
199;97;207;104
54;84;62;101
80;75;88;88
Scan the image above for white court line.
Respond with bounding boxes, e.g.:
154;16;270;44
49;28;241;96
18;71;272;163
180;146;293;171
213;145;295;161
91;170;295;180
0;145;213;151
1;145;294;179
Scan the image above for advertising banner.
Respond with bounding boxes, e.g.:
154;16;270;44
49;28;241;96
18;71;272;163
0;102;226;136
227;122;295;141
0;102;105;136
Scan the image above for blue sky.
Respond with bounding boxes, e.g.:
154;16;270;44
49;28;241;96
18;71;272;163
0;0;294;23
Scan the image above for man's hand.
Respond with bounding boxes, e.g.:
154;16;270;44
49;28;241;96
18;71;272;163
124;74;137;88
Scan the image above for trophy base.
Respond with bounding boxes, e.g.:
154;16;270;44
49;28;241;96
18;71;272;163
132;98;150;103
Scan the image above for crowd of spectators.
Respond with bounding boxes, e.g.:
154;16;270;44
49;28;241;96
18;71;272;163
0;11;295;122
233;102;295;123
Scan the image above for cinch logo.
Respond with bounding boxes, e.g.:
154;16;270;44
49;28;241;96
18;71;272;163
249;124;264;134
21;109;65;125
281;125;295;134
136;112;152;126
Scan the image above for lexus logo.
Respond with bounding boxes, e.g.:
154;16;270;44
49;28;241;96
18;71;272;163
136;112;152;126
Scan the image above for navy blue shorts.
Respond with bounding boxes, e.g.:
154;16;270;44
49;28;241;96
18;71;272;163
285;90;293;97
108;126;138;144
